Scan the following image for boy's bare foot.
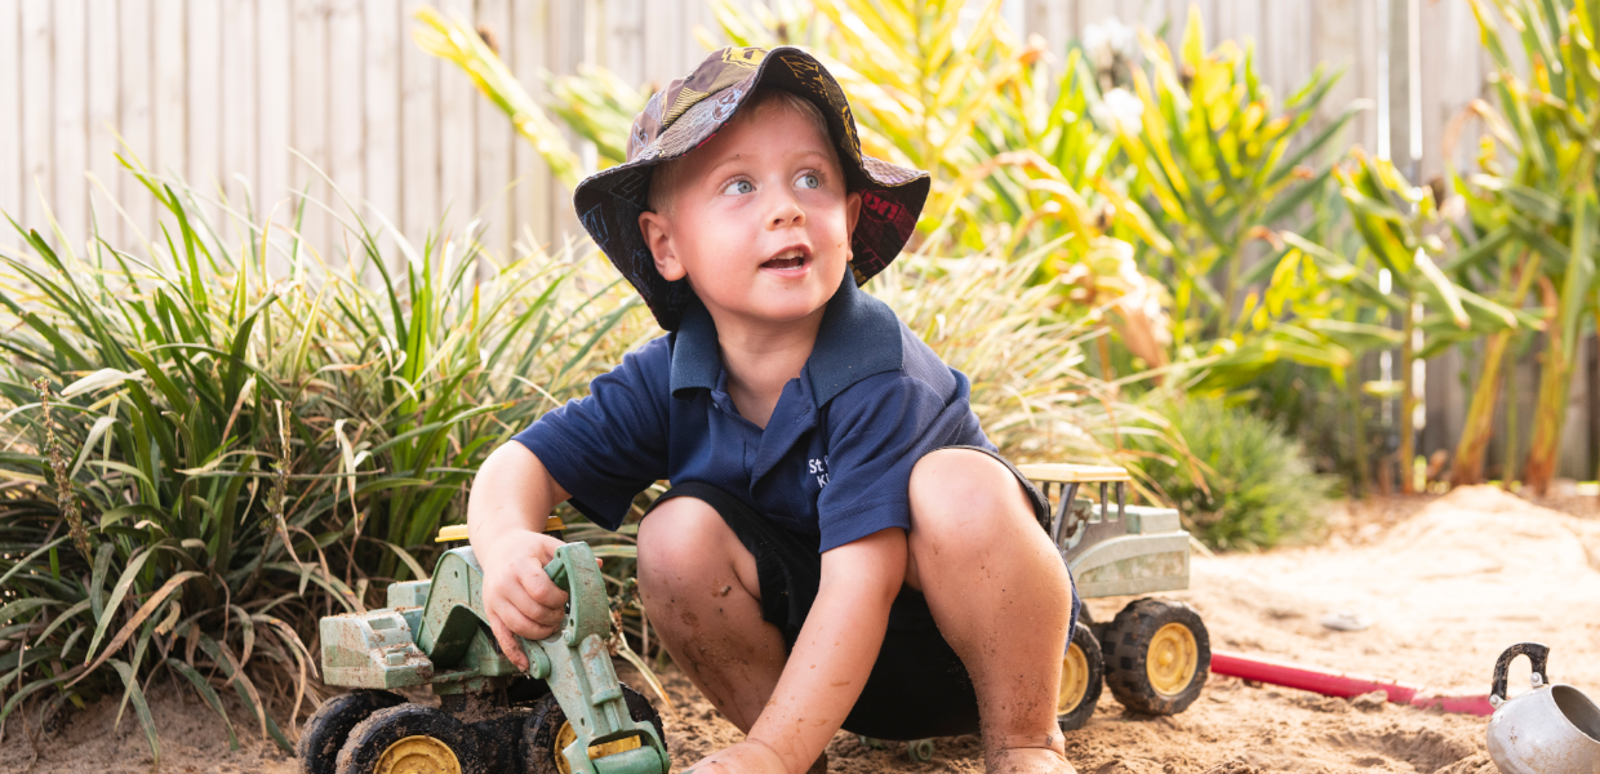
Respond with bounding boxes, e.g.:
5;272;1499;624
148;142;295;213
985;746;1077;774
806;752;828;774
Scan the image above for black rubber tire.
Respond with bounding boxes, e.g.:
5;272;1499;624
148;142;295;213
1056;622;1104;732
1102;598;1211;716
522;683;666;774
297;690;405;774
478;706;535;774
335;703;490;774
1079;605;1111;649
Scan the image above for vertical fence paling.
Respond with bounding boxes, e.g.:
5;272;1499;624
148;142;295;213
0;0;1579;477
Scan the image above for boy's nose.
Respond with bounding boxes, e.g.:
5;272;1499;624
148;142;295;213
767;192;806;229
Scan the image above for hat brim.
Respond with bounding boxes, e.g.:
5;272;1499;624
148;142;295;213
573;46;930;331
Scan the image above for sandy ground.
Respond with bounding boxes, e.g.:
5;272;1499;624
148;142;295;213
5;485;1598;774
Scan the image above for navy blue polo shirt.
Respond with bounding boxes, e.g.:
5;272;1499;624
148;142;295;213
512;273;994;552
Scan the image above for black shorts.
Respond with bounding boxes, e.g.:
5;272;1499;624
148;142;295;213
646;445;1078;740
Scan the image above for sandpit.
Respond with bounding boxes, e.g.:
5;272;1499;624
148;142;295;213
6;486;1598;773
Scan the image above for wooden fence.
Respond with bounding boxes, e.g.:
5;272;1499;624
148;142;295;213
0;0;1583;479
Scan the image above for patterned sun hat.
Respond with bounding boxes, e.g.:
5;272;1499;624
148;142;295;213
572;45;931;331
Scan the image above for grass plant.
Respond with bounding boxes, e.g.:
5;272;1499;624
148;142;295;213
0;159;644;759
1447;0;1600;493
1134;397;1331;550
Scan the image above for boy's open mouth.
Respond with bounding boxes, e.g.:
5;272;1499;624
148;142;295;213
762;247;811;271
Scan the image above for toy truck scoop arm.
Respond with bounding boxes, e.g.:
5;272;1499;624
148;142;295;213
418;544;670;774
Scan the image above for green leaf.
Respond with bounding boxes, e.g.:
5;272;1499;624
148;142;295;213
196;634;292;752
80;546;159;665
1560;188;1598;361
1414;249;1471;329
107;658;160;765
165;657;240;750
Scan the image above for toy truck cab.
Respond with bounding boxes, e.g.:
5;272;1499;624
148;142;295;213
1018;463;1211;732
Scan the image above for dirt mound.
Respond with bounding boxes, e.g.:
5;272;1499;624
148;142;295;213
1188;487;1600;693
1379;485;1600;575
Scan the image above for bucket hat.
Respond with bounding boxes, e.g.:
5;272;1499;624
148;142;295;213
573;46;931;331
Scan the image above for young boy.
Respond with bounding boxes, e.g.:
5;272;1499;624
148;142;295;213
467;46;1080;774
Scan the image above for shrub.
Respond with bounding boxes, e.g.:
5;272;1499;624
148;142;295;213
1135;397;1331;550
0;162;645;760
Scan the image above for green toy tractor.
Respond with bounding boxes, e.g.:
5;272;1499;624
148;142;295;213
1019;464;1212;733
298;526;670;774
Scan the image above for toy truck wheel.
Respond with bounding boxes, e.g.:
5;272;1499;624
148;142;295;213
1102;598;1210;716
298;690;406;774
335;703;490;774
522;684;666;774
1056;622;1104;732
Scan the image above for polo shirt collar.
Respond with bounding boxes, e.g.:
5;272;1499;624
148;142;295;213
668;269;904;406
668;297;722;398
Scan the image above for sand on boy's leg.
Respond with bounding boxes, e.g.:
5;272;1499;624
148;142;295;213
635;496;784;728
634;496;829;773
906;449;1078;774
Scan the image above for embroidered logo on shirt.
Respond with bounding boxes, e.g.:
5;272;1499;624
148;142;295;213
808;456;830;488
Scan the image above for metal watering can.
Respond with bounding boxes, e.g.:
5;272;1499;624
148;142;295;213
1486;643;1600;774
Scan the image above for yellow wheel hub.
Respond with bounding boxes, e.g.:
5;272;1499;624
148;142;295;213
553;720;643;774
1057;642;1091;715
1146;622;1199;697
374;735;461;774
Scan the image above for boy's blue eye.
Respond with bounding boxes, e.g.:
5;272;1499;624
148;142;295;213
722;180;755;195
797;173;821;190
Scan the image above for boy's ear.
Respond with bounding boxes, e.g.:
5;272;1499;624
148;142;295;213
638;211;687;282
844;191;863;254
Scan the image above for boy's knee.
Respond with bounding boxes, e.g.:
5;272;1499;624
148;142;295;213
636;496;756;596
908;448;1035;540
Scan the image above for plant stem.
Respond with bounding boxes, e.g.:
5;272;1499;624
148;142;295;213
1506;333;1521;488
1451;331;1509;486
1349;370;1371;498
1523;277;1568;495
1452;250;1540;486
1223;239;1242;336
1399;292;1418;494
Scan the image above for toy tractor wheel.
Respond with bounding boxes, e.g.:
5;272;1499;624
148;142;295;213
1056;622;1104;732
1102;598;1210;716
522;684;665;774
336;703;490;774
298;690;406;774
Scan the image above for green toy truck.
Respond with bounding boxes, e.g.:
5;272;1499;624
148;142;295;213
297;531;670;774
1018;463;1211;733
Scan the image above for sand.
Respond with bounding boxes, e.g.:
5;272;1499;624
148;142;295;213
6;486;1598;773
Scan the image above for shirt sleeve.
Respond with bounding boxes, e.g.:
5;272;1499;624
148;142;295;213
511;336;672;530
814;369;991;552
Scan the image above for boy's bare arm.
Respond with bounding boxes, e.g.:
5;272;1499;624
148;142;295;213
467;442;573;669
690;528;907;774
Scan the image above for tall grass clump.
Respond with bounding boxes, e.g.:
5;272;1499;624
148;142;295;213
874;242;1175;471
1134;397;1331;550
0;160;645;760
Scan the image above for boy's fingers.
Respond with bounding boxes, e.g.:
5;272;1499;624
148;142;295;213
488;613;529;671
495;587;554;636
495;597;562;643
513;562;571;613
494;584;564;640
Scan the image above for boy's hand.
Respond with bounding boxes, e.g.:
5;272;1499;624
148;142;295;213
682;740;791;774
477;529;569;670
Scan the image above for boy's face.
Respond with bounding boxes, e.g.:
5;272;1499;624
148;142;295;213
638;104;863;334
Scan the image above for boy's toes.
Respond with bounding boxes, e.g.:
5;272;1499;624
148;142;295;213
985;747;1077;774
